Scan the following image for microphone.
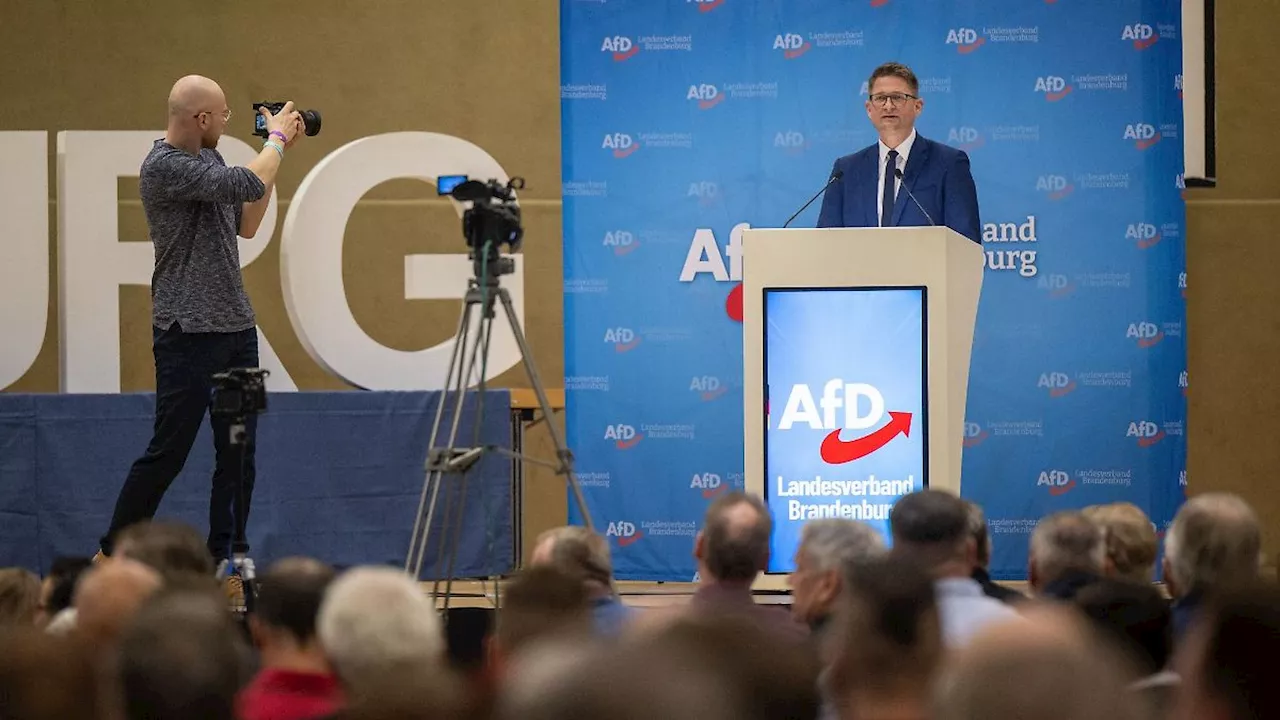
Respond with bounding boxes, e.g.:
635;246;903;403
894;168;935;226
783;170;843;228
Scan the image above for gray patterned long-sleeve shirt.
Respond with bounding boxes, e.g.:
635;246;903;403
139;139;267;333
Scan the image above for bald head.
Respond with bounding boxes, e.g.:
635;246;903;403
167;75;224;116
74;559;163;650
698;492;771;583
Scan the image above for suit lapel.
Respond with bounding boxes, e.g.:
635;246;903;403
861;147;879;227
891;135;931;226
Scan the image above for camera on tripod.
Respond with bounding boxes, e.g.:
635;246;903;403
211;368;270;419
438;175;525;280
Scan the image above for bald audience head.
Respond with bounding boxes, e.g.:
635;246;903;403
696;492;772;584
1163;493;1261;599
530;526;616;597
934;605;1145;720
73;559;163;651
164;75;230;150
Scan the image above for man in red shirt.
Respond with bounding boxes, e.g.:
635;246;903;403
237;558;342;720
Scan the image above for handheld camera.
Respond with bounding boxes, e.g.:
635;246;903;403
253;102;322;138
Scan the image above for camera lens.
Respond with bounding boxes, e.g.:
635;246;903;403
301;109;322;136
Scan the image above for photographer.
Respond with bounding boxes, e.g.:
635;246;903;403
96;75;304;584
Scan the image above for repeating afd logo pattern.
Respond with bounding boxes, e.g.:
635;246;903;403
563;0;1187;581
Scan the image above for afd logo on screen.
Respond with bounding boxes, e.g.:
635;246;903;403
690;376;727;401
603;230;638;256
691;472;725;498
777;380;912;465
688;84;724;110
963;422;989;448
1038;372;1077;398
602;133;638;158
947;127;983;151
604;423;643;449
1127;421;1165;447
603;327;640;352
1035;175;1074;200
1038;470;1075;496
1035;76;1073;102
945;28;984;54
1126;322;1163;348
773;33;812;59
605;521;643;546
601;36;638;61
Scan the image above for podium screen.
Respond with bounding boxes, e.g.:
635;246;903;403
762;286;928;573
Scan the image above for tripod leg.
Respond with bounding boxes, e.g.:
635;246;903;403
495;288;595;532
409;295;475;577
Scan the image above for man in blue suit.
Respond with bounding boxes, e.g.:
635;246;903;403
817;62;981;243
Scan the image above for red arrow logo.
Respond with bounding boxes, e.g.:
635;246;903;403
819;412;912;464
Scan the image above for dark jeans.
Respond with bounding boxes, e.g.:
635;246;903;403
100;322;259;563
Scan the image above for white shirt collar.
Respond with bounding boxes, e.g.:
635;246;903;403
878;128;917;164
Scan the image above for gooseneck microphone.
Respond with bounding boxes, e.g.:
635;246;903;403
783;170;843;228
894;168;936;226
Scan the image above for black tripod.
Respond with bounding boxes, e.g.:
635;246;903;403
405;250;594;614
211;368;270;615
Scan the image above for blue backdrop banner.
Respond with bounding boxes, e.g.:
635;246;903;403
561;0;1186;581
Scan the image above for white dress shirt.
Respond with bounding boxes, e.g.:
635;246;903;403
877;128;917;225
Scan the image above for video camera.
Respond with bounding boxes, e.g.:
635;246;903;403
211;368;270;420
252;102;323;138
438;175;525;280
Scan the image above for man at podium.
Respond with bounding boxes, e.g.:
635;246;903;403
817;62;981;244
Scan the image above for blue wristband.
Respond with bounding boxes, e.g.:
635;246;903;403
263;140;284;159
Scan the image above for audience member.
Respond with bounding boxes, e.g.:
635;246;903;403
238;557;342;720
789;518;885;639
963;500;1025;604
690;491;807;639
1028;510;1106;600
36;556;93;627
1083;502;1159;582
1075;578;1177;718
528;525;634;636
73;558;163;652
0;567;42;626
826;556;942;720
117;588;251;720
1172;580;1280;720
1163;493;1262;640
489;564;593;680
0;628;101;720
316;566;444;697
113;520;218;588
933;604;1146;720
889;490;1020;647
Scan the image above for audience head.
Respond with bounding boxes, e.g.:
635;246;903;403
529;526;616;597
317;566;444;690
789;518;884;624
694;491;772;584
73;558;163;651
114;520;216;585
1074;578;1173;677
963;500;993;571
251;557;336;659
1173;580;1280;720
1028;511;1106;593
0;628;101;720
934;604;1145;720
828;555;942;718
0;568;41;627
889;490;973;577
1083;502;1159;582
117;588;249;720
1163;493;1261;599
39;556;93;626
492;565;592;673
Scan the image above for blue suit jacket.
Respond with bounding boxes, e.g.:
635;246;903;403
815;134;982;243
